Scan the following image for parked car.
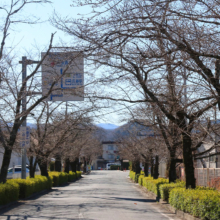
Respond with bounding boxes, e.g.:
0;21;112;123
7;166;29;179
106;163;120;170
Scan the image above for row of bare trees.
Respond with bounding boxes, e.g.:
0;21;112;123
2;0;220;189
27;102;102;178
51;0;220;188
0;0;103;183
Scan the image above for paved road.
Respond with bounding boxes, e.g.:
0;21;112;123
0;171;178;220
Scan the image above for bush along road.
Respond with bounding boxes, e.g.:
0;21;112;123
0;171;82;206
130;171;220;220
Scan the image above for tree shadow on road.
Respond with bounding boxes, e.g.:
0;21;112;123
110;197;156;203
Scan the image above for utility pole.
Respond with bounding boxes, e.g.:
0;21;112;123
19;56;40;179
21;57;27;179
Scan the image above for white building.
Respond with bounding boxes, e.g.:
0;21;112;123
92;141;120;170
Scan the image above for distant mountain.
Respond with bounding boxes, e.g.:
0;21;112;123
27;123;37;129
96;123;119;130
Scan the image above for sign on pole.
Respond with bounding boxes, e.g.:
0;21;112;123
41;52;84;101
20;127;30;148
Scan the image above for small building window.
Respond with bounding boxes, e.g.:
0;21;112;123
108;154;114;159
108;145;114;150
209;155;216;162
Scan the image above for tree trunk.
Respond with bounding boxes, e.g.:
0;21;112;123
76;158;81;171
38;158;48;177
70;160;77;172
83;157;87;173
29;156;37;178
77;162;81;171
120;159;124;171
131;161;135;172
0;148;12;183
55;154;62;172
133;160;141;174
182;132;196;189
144;162;149;177
153;155;159;179
64;158;70;173
150;156;154;177
167;150;177;183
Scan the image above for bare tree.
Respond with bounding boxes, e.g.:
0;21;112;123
0;0;59;183
51;0;220;188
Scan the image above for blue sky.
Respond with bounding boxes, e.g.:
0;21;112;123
5;0;89;53
1;0;135;126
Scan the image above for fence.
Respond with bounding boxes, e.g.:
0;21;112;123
159;165;220;187
195;168;220;187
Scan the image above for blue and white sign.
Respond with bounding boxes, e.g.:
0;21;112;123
41;52;84;101
20;126;30;148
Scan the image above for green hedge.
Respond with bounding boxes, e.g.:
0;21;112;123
159;181;185;201
58;172;68;185
68;171;77;182
49;171;81;186
169;188;220;220
0;171;81;206
49;172;68;186
142;177;168;196
135;174;140;183
0;181;19;205
129;171;136;181
129;171;142;183
49;172;60;186
131;170;220;219
76;171;82;178
6;175;52;199
138;175;145;186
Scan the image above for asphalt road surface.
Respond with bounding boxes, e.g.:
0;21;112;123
0;171;179;220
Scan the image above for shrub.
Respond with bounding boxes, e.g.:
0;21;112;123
7;179;34;199
49;172;68;186
7;175;52;199
135;174;140;183
142;176;153;188
49;171;77;186
68;171;77;182
169;188;220;220
110;165;121;170
138;175;145;186
143;177;168;196
49;172;60;186
0;181;19;205
76;171;82;178
129;171;136;181
159;181;185;201
58;172;68;185
129;171;144;183
140;170;144;175
34;175;53;190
